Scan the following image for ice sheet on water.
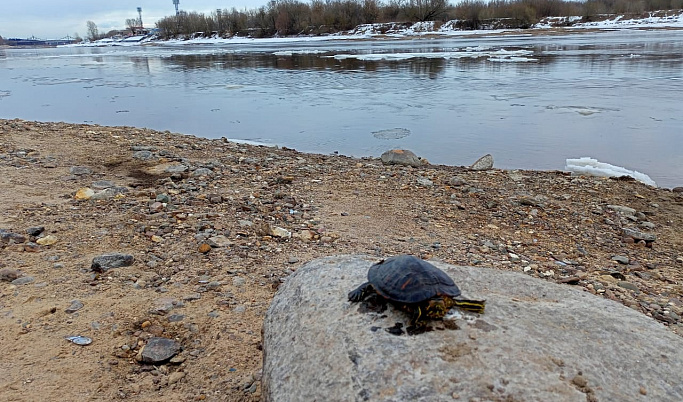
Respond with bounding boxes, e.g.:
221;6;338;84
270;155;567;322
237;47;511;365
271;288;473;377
565;157;657;187
372;128;411;140
331;48;534;62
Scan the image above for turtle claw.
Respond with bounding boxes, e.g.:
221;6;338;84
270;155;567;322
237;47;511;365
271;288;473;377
348;282;373;302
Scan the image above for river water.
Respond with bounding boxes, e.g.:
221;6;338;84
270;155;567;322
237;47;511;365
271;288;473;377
1;30;681;187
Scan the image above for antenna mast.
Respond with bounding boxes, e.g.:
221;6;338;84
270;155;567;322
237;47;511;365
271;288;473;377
173;0;180;16
137;7;143;27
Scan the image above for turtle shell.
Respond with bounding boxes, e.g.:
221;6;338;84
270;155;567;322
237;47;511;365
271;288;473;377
368;255;461;304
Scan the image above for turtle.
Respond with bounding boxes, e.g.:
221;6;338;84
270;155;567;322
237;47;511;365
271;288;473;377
348;255;485;327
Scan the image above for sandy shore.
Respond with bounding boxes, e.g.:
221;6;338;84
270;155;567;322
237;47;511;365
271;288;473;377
1;118;682;401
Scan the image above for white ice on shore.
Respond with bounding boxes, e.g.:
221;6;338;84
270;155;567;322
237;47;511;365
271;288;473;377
68;11;683;48
565;157;657;187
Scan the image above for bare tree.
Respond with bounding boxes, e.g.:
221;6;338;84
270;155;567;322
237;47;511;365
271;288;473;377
86;21;99;40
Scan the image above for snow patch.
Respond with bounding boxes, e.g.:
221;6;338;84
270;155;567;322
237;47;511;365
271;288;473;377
565;157;657;187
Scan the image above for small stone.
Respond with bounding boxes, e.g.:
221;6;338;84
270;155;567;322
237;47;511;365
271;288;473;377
23;242;40;252
508;253;521;262
91;253;134;272
69;166;92;176
622;228;656;243
572;374;588;388
607;205;637;215
416;176;434;187
611;255;630;265
470;154;494;171
617;281;639;292
138;337;181;364
65;300;84;314
132;150;154;160
191;168;213;177
271;227;291;239
156;193;171;203
164;164;188;174
91;180;114;190
288;257;299;264
639;386;647;395
26;226;45;236
149;202;164;212
11;276;35;285
74;187;95;200
1;230;26;244
168;371;186;384
0;268;21;282
151;235;163;243
36;235;58;246
198;243;212;254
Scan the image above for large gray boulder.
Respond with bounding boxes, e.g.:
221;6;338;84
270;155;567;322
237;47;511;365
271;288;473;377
380;149;425;167
262;255;683;402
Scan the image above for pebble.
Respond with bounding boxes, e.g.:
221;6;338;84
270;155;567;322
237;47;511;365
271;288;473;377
91;253;134;272
611;255;630;265
26;226;45;236
191;168;213;177
36;235;58;246
91;180;114;189
607;205;636;215
138;337;182;364
617;281;639;292
0;268;21;282
168;371;186;385
416;176;434;187
11;276;35;285
69;166;92;176
74;187;95;200
132;150;154;160
65;300;84;314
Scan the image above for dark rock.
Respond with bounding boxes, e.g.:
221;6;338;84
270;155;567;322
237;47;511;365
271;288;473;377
1;230;26;244
138;337;182;364
91;253;134;272
91;180;115;190
26;226;45;237
623;228;656;243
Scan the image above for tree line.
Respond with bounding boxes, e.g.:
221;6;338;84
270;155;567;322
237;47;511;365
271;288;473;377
153;0;682;38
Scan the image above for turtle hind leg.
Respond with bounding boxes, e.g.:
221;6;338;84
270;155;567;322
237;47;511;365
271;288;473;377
348;282;374;302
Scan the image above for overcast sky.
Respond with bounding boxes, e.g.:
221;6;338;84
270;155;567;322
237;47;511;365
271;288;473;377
0;1;267;39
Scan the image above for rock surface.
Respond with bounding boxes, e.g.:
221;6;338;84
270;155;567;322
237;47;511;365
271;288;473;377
262;255;683;402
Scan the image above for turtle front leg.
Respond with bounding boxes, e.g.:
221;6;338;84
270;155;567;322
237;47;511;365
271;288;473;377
348;282;374;302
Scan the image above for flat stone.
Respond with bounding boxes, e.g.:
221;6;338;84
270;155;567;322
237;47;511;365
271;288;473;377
132;150;155;160
91;180;115;190
26;226;45;236
416;176;433;187
69;166;92;176
380;149;424;168
138;337;181;364
470;154;494;171
164;164;189;174
607;205;637;215
611;255;630;264
623;227;656;243
11;276;35;285
74;187;95;200
617;281;640;292
91;186;128;200
1;230;26;244
191;168;213;177
262;255;683;402
65;300;84;314
91;253;134;272
0;268;21;282
36;235;58;246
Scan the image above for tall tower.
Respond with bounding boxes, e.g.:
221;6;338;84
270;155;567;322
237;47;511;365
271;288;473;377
173;0;180;16
137;7;143;27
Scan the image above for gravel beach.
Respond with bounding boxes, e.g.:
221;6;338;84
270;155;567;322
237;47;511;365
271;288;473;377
1;118;682;401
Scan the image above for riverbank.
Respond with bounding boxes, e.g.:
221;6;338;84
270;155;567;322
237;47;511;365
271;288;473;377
1;119;682;401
